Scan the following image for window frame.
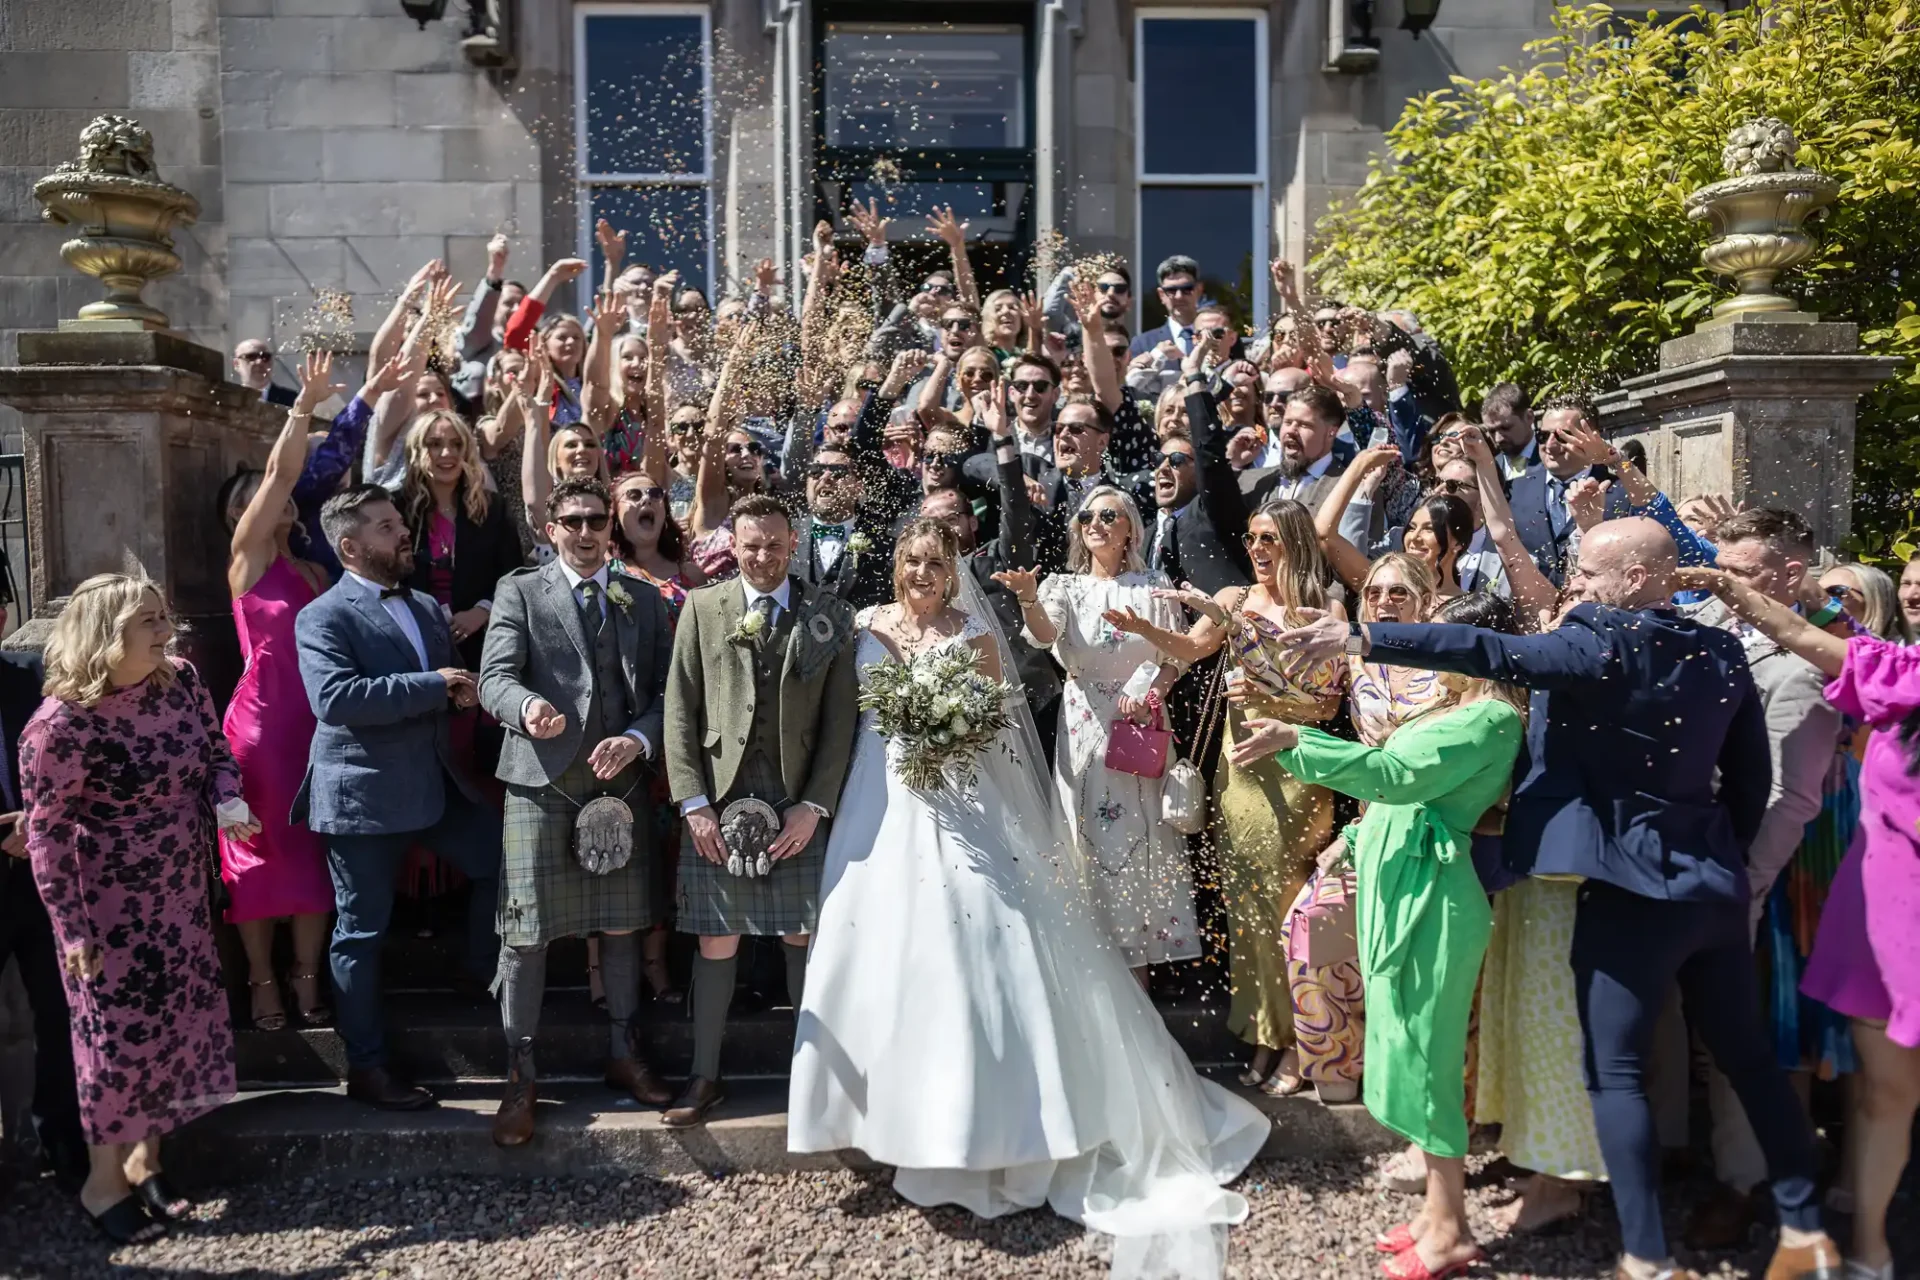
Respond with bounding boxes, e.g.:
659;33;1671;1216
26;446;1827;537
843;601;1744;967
1132;7;1270;335
572;2;716;297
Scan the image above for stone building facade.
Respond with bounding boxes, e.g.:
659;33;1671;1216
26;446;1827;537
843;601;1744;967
0;0;1580;392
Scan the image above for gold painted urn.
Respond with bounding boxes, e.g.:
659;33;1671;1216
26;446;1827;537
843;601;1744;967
32;114;200;331
1683;118;1839;326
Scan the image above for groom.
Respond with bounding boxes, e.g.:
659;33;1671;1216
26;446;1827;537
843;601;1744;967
662;492;859;1126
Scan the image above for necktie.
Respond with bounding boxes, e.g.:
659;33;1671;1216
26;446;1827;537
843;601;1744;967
1151;509;1174;571
579;579;604;638
753;593;777;639
1547;477;1569;540
1178;325;1194;352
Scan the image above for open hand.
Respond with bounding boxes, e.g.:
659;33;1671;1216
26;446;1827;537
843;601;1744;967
1271;608;1348;663
1152;583;1228;623
1101;607;1154;638
927;205;969;249
992;567;1040;604
594;219;626;272
849;197;889;247
768;804;820;860
524;697;568;739
1386;349;1413;391
293;350;347;416
1566;477;1610;532
1227;717;1299;768
588;735;643;780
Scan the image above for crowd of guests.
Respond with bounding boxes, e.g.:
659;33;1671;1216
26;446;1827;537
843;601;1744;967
4;213;1919;1280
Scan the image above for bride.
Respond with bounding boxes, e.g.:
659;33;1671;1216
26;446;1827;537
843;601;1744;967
788;517;1269;1279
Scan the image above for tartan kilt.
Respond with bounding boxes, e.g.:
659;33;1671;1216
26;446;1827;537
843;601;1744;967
498;758;655;948
676;751;825;937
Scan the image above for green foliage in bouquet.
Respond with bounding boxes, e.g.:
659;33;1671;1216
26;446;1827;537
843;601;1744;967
1312;0;1920;558
859;644;1016;791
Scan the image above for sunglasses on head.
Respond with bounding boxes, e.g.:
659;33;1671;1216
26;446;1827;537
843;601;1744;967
725;440;764;457
1160;282;1196;296
1242;531;1281;548
1011;379;1053;395
1075;507;1123;527
555;512;611;532
942;317;977;332
1160;450;1194;468
1096;281;1130;294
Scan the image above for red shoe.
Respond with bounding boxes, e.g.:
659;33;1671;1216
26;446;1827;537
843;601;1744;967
1381;1245;1485;1279
1375;1224;1416;1254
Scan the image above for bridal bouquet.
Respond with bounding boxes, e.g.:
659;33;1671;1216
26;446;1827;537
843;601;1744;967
859;644;1016;791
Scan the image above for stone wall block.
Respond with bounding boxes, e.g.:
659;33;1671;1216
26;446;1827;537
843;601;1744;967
173;0;220;52
393;70;510;129
268;73;395;129
222;16;333;72
226;128;324;182
269;181;402;237
226;183;271;236
0;222;65;277
0;279;57;329
330;17;463;73
7;0;172;51
0;53;131;110
396;181;513;235
321;129;444;182
440;126;541;183
342;235;447;295
129;52;222;111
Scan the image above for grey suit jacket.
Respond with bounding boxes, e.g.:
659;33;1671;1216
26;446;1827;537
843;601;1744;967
477;560;672;788
293;574;477;836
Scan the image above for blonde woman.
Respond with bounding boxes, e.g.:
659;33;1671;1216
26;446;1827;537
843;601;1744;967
995;487;1201;981
1822;562;1913;644
1105;500;1347;1089
22;575;258;1242
519;344;612;557
400;409;525;670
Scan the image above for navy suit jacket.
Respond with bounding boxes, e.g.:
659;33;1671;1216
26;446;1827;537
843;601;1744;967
293;575;482;836
1367;603;1770;903
1505;466;1630;584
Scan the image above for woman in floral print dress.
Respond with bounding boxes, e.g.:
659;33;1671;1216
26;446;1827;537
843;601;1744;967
1010;486;1200;979
22;575;256;1243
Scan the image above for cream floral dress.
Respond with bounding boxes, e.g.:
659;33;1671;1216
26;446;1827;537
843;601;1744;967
1025;570;1200;967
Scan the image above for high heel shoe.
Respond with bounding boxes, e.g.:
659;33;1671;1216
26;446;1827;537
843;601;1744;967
644;957;683;1005
289;968;331;1027
247;978;286;1032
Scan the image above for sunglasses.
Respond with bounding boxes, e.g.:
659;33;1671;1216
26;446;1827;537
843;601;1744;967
1160;282;1196;296
1363;584;1415;603
1826;583;1859;599
1262;392;1291;405
620;485;667;503
808;462;854;478
1095;281;1130;294
1242;531;1281;549
1075;508;1123;527
239;351;273;363
1160;451;1194;468
555;512;611;532
672;417;706;432
1436;479;1474;495
941;318;977;332
855;378;881;391
1011;379;1053;395
725;441;764;457
1058;421;1107;438
925;451;966;471
924;282;957;296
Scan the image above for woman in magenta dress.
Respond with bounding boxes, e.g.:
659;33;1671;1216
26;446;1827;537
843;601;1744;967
215;352;359;1030
24;574;259;1242
1682;566;1920;1280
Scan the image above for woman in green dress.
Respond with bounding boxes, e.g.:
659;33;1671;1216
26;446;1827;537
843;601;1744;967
1231;591;1524;1280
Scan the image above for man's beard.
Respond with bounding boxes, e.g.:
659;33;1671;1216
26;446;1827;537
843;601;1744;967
1098;302;1125;319
1278;452;1308;480
362;544;414;584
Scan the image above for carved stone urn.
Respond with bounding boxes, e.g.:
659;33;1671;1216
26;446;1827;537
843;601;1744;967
1682;118;1839;326
31;114;200;331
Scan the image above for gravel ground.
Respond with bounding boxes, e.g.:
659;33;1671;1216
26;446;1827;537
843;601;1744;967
3;1152;1912;1279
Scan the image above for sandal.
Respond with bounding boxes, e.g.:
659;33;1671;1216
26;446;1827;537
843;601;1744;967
132;1173;192;1222
644;958;683;1005
1376;1224;1417;1254
1237;1047;1277;1088
247;978;286;1032
1258;1049;1307;1096
289;968;331;1027
1381;1245;1484;1279
88;1194;166;1244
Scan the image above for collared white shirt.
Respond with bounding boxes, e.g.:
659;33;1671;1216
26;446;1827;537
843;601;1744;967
537;558;652;760
349;572;428;670
1497;437;1540;481
1268;450;1335;501
811;519;853;576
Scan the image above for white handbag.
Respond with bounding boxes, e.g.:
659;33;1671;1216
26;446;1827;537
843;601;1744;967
1160;655;1228;836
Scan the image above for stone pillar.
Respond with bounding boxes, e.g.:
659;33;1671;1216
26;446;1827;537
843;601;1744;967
1596;319;1900;548
0;330;282;696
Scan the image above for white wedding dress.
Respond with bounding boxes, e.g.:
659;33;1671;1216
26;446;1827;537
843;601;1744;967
789;609;1269;1279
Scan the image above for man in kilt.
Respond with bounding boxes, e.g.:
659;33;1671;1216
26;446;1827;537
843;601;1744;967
477;478;675;1146
661;493;860;1127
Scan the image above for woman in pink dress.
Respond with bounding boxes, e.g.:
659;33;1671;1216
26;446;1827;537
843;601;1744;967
24;574;258;1241
216;352;365;1030
1681;565;1920;1280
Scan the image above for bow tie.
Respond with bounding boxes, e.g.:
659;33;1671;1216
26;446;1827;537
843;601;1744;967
815;521;852;539
379;586;410;600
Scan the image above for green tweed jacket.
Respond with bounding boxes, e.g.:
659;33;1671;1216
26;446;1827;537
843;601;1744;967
663;575;860;816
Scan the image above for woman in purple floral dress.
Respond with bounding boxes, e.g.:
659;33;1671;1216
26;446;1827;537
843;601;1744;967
23;574;256;1243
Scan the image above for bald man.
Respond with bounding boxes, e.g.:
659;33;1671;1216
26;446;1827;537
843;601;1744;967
1275;518;1840;1280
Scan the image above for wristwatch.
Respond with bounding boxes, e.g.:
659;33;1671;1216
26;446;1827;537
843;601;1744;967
1344;621;1366;658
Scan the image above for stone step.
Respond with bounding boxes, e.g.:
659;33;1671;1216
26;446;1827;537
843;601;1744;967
167;1079;1399;1186
237;991;1250;1088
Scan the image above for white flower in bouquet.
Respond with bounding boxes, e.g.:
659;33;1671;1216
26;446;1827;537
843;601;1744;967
858;643;1016;791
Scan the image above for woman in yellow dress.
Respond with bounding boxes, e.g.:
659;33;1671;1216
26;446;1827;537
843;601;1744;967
1103;498;1345;1088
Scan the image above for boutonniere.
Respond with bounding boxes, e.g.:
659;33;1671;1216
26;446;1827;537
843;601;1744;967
605;580;634;614
846;531;872;559
729;610;767;646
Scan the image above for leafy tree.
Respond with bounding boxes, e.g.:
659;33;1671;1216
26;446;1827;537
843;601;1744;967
1313;0;1920;556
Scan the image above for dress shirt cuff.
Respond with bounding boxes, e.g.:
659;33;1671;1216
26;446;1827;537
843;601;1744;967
863;245;889;265
800;800;830;818
680;795;712;816
473;598;493;613
623;729;653;759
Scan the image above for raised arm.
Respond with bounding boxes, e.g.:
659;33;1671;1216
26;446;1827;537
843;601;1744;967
1274;705;1519;807
918;352;955;417
370;259;441;370
689;325;752;538
1102;585;1231;665
1461;431;1559;624
233;352;346;594
928;206;978;309
1675;566;1848;678
457;235;511;361
520;345;556;541
1314;445;1398;593
1069;279;1124;413
582;287;623;431
594;217;627;302
295;351;401;510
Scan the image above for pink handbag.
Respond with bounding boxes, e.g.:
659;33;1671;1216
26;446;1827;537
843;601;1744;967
1289;879;1358;968
1105;719;1172;779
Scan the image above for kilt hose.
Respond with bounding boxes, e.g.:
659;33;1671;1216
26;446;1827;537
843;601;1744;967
498;757;654;949
676;751;827;937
